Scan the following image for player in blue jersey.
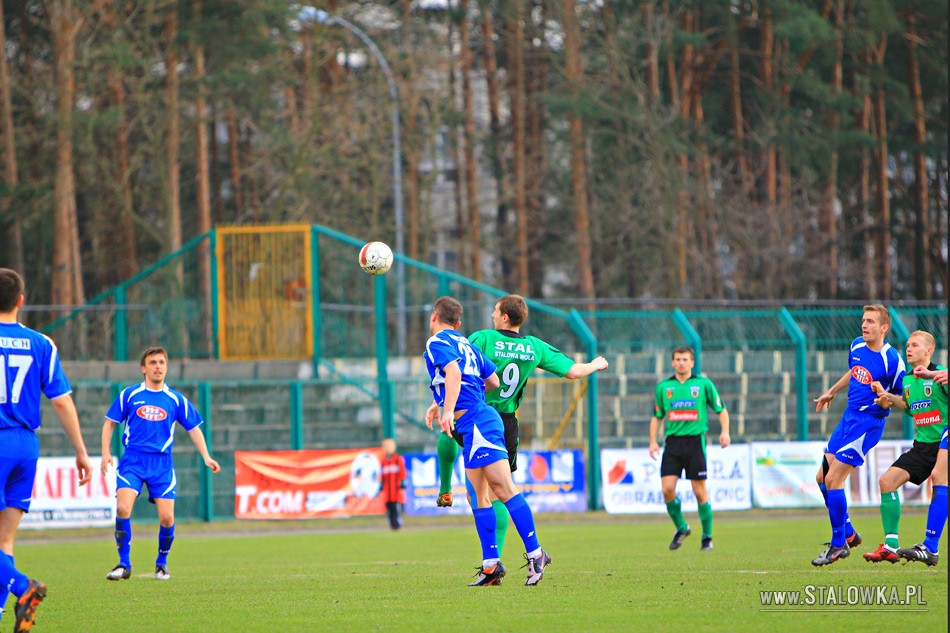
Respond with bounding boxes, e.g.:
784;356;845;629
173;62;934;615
0;268;93;632
100;346;220;581
423;296;550;586
811;304;906;566
897;366;948;566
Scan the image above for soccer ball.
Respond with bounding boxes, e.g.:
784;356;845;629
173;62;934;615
358;241;393;275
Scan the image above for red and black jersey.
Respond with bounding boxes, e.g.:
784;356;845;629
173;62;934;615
380;453;407;504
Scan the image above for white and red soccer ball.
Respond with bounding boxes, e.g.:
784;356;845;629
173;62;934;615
358;241;393;276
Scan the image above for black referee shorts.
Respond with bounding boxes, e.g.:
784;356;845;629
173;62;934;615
892;440;942;485
660;434;707;480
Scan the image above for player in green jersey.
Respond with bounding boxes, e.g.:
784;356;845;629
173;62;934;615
435;295;607;555
649;346;730;551
864;330;948;563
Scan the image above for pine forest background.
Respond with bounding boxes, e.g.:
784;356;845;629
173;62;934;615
0;0;947;318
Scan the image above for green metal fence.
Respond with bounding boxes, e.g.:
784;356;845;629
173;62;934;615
35;225;949;515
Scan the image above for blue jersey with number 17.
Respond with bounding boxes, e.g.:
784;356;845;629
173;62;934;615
424;329;497;410
105;383;203;454
0;322;72;431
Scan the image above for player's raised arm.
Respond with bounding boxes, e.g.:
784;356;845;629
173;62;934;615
564;356;609;379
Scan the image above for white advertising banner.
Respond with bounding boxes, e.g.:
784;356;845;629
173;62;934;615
750;440;929;508
19;457;117;529
750;441;826;508
601;445;752;514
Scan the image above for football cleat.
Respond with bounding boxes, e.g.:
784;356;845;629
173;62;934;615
897;543;939;567
862;543;899;564
468;562;506;586
846;530;863;548
700;537;713;551
669;528;692;550
811;542;850;567
523;549;552;586
106;565;131;581
155;565;171;580
13;579;47;633
436;492;453;507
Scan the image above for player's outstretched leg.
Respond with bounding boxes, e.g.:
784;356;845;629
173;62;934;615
437;432;459;507
13;578;47;633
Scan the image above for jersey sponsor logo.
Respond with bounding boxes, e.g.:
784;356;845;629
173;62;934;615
924;385;932;397
851;366;872;384
690;386;700;398
667;409;699;422
492;341;536;355
908;400;931;412
0;337;31;350
912;411;943;427
665;388;674;399
671;400;694;408
136;405;168;421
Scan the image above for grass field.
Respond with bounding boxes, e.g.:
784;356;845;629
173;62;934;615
7;508;947;632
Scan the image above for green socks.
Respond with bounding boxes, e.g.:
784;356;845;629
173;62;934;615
666;497;688;533
880;491;901;549
437;432;460;495
698;501;713;539
492;500;509;557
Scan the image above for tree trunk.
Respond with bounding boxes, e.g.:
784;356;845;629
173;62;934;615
446;16;467;275
728;16;751;192
506;4;529;294
818;2;843;297
643;2;660;103
226;108;243;220
164;9;181;254
193;0;212;356
50;0;85;315
562;0;594;301
761;11;780;296
857;87;875;297
524;1;547;297
0;1;23;273
871;35;891;299
459;0;482;281
905;11;929;298
479;3;512;287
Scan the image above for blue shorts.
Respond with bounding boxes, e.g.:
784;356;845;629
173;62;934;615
455;403;509;470
824;408;887;467
0;428;40;513
116;450;177;502
940;427;948;451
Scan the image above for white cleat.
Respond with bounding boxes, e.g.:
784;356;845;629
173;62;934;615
155;565;171;580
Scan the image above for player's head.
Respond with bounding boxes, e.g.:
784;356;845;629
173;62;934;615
861;304;890;344
0;268;25;314
493;295;528;330
671;345;695;376
382;437;396;456
431;296;462;333
906;330;936;367
140;346;169;385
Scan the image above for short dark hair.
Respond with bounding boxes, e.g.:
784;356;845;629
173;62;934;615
140;346;169;366
0;268;25;313
671;345;694;360
433;296;463;326
498;295;528;328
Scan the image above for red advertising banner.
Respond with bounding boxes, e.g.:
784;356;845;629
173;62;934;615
234;449;386;519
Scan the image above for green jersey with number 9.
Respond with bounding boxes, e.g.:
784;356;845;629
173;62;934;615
468;328;575;414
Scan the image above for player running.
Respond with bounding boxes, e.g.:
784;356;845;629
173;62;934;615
811;304;905;566
863;331;947;563
897;366;948;566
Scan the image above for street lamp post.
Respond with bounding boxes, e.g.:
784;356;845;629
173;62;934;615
298;7;408;355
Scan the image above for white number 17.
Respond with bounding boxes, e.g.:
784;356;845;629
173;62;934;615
0;355;33;404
